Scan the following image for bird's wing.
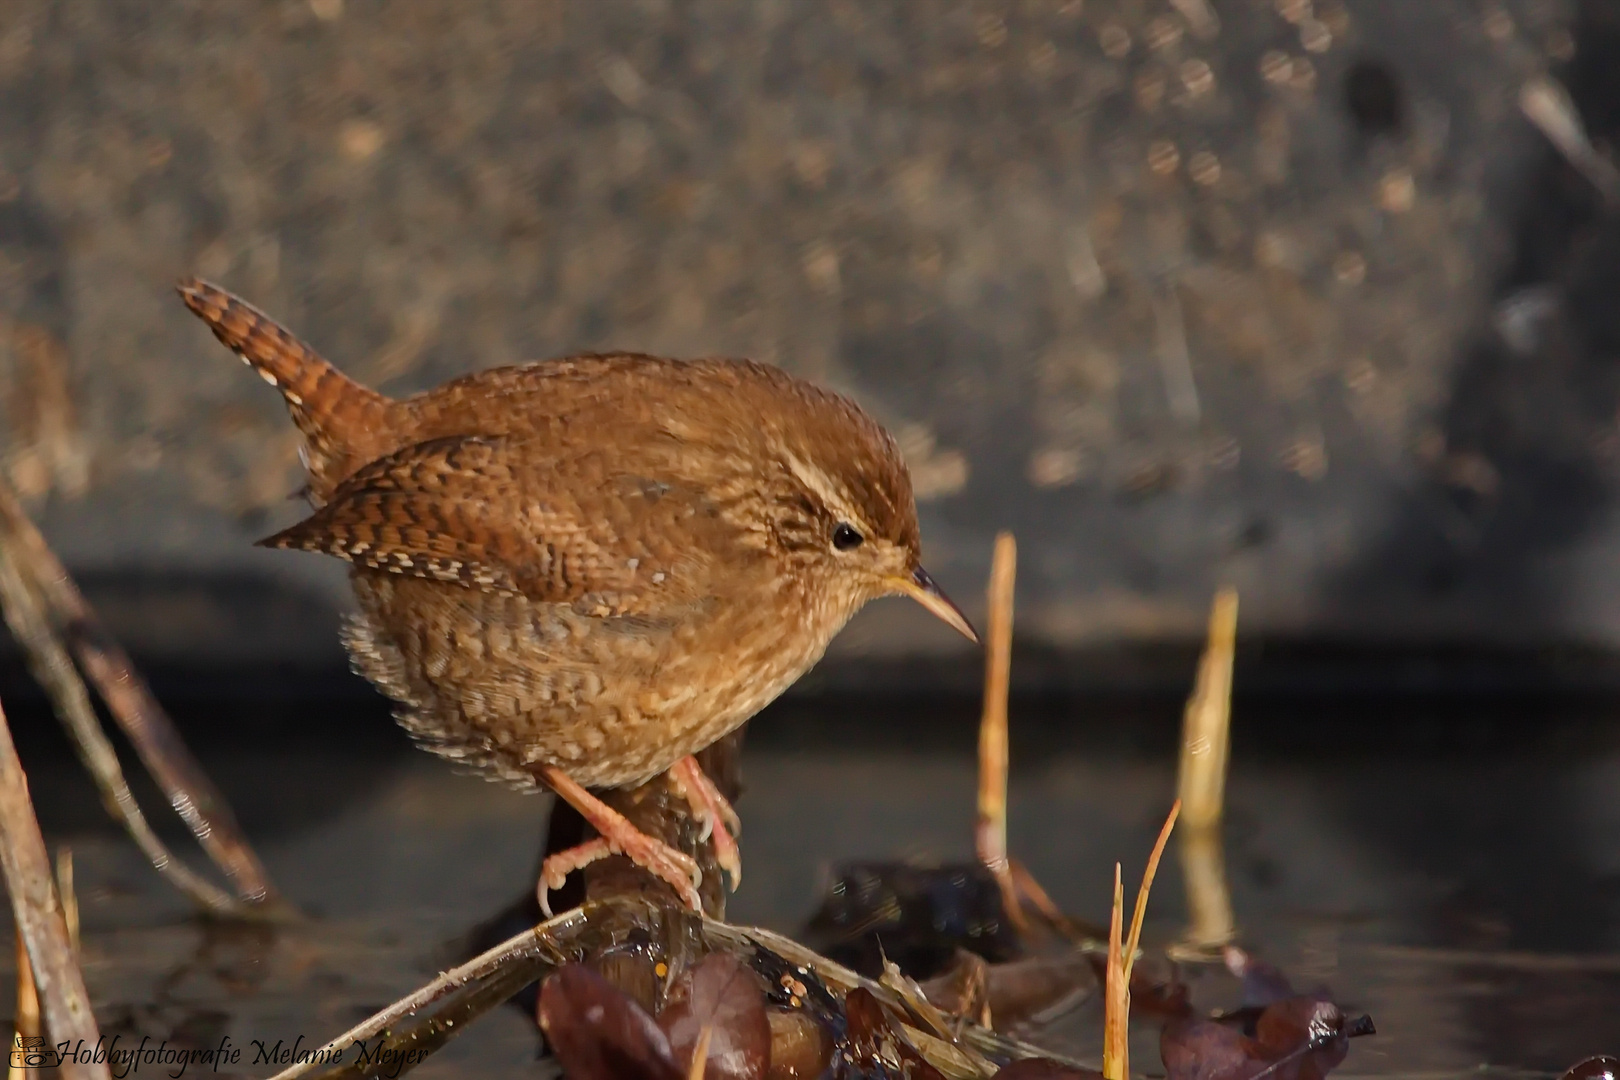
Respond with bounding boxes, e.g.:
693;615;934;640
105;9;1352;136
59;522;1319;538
258;433;726;612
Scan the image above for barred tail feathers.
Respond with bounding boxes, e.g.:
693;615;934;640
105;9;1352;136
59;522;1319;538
177;278;391;472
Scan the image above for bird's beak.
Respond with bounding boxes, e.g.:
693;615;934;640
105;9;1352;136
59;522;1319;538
891;566;980;644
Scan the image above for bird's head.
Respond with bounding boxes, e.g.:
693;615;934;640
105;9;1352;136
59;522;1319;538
744;370;978;644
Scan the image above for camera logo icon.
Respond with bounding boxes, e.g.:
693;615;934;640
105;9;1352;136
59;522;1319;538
9;1035;61;1069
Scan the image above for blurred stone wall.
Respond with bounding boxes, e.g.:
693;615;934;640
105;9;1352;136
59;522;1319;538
0;0;1611;686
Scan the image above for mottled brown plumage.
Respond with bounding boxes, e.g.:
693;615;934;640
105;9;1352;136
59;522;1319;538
179;278;975;910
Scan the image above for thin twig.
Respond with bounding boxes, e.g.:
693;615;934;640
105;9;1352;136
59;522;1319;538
976;532;1018;924
0;695;108;1080
0;480;275;905
0;535;245;916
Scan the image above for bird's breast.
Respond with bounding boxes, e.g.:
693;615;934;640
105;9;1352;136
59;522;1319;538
344;570;849;789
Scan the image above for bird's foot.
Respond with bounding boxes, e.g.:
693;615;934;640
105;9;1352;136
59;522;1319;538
668;755;742;890
537;838;609;917
536;765;704;916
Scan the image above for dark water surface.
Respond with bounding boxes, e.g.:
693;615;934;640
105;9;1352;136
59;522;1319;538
6;687;1620;1077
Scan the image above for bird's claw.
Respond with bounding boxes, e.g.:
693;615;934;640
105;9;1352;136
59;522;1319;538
669;756;743;891
537;832;704;917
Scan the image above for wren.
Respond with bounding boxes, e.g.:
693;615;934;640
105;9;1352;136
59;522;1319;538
179;279;977;912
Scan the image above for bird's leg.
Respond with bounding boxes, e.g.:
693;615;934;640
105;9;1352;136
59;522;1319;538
535;765;703;916
667;755;742;890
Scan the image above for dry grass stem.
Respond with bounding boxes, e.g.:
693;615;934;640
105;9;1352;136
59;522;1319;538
687;1025;713;1080
881;957;957;1041
0;696;108;1080
1103;864;1128;1080
0;478;275;906
1103;802;1182;1080
977;532;1018;921
1125;802;1180;985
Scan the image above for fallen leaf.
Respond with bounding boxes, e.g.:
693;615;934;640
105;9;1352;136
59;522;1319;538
660;952;772;1080
539;962;682;1080
1253;998;1355;1080
1162;997;1374;1080
1162;1018;1265;1080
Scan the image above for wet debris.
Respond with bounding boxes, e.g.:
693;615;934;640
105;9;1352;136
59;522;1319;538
1560;1057;1620;1080
1159;947;1374;1080
801;861;1024;979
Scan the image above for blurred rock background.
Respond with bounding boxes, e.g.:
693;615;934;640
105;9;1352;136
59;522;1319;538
0;0;1611;691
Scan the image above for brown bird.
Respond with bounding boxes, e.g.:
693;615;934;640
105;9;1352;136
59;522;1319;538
178;278;977;912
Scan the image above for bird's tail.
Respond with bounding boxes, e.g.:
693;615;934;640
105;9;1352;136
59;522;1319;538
177;278;391;485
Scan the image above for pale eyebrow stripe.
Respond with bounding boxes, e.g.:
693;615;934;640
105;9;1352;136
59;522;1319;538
782;450;870;533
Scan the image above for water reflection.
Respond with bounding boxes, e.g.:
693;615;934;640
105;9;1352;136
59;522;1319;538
8;694;1619;1075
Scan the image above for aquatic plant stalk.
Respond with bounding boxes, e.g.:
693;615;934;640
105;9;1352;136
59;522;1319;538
1177;589;1236;829
0;478;276;907
1176;588;1237;952
977;532;1017;918
0;696;108;1080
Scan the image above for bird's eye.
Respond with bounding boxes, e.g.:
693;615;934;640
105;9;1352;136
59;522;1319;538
832;523;864;551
